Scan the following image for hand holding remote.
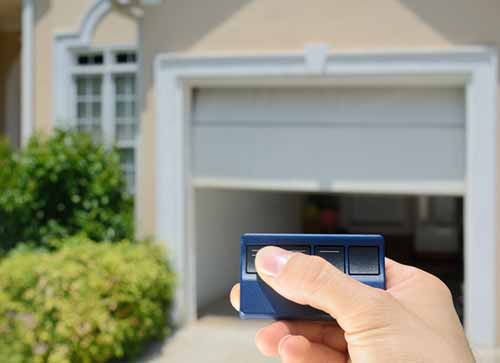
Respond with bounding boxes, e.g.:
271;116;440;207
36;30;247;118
230;246;474;363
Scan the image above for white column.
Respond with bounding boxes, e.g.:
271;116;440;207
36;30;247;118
464;54;498;348
21;0;35;146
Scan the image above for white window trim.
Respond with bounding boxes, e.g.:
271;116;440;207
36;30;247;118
69;45;138;148
52;0;149;126
53;0;112;127
53;0;139;136
61;43;139;196
155;45;498;348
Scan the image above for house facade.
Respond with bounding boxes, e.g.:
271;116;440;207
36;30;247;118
1;0;500;350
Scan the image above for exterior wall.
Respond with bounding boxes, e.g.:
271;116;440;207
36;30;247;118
33;0;137;134
0;31;21;139
140;0;500;343
90;11;137;47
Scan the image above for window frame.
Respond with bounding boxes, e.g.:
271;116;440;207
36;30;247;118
69;45;138;193
69;45;138;146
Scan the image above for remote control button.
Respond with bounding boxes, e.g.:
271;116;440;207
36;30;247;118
246;246;262;273
348;246;380;275
282;245;311;255
315;246;345;272
246;245;310;274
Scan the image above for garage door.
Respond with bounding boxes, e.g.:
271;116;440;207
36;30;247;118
191;87;465;189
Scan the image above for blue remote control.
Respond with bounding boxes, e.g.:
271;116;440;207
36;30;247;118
240;233;385;320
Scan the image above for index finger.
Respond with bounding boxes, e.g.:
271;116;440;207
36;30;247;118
229;283;240;311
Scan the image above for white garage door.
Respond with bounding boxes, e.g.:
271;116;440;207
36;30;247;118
191;87;465;189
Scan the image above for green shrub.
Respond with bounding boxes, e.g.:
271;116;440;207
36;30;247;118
0;139;23;253
0;130;133;252
0;237;175;363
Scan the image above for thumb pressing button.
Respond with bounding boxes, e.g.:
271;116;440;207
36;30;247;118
315;246;345;272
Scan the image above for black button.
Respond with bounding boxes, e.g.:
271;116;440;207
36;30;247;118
282;245;311;255
246;246;262;273
246;245;310;274
315;246;345;272
349;246;380;275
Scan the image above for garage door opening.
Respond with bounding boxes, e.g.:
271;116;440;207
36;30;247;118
194;189;464;321
157;48;498;345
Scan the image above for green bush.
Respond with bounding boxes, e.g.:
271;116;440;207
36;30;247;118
0;139;22;253
0;237;175;363
0;130;133;252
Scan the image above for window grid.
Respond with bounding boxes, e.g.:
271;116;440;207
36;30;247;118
119;148;135;195
114;74;137;143
72;48;138;193
77;53;104;66
115;52;137;64
75;75;102;142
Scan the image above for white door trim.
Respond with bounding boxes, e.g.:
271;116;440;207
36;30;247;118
154;46;498;347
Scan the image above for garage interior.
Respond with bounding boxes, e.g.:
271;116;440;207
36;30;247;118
195;189;464;322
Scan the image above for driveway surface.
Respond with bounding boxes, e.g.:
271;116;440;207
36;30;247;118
141;316;277;363
138;298;500;363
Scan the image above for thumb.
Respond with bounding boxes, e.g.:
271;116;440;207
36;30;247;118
255;246;390;326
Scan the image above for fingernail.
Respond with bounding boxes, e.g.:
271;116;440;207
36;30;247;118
256;246;292;277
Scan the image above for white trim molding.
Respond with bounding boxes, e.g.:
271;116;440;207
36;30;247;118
21;0;35;146
155;46;498;347
53;0;112;126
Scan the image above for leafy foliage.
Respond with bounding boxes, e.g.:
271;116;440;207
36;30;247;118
0;130;133;252
0;238;175;363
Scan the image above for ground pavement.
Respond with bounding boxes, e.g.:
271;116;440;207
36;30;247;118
139;298;500;363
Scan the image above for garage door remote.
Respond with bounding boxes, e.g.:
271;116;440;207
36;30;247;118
240;233;385;320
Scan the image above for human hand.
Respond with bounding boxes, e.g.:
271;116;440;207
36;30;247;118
229;246;474;363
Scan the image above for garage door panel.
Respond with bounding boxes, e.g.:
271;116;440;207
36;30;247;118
192;87;465;127
193;126;465;181
192;87;465;186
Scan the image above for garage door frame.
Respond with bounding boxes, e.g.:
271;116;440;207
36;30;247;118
154;46;498;347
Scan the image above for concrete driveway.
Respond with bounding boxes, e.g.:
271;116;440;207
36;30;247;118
143;316;277;363
144;319;500;363
138;297;500;363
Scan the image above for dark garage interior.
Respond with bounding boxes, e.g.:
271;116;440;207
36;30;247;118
195;189;464;321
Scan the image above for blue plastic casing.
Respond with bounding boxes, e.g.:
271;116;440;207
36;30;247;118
240;233;385;320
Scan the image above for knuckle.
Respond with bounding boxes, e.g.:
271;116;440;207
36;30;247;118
286;254;332;295
427;274;453;300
